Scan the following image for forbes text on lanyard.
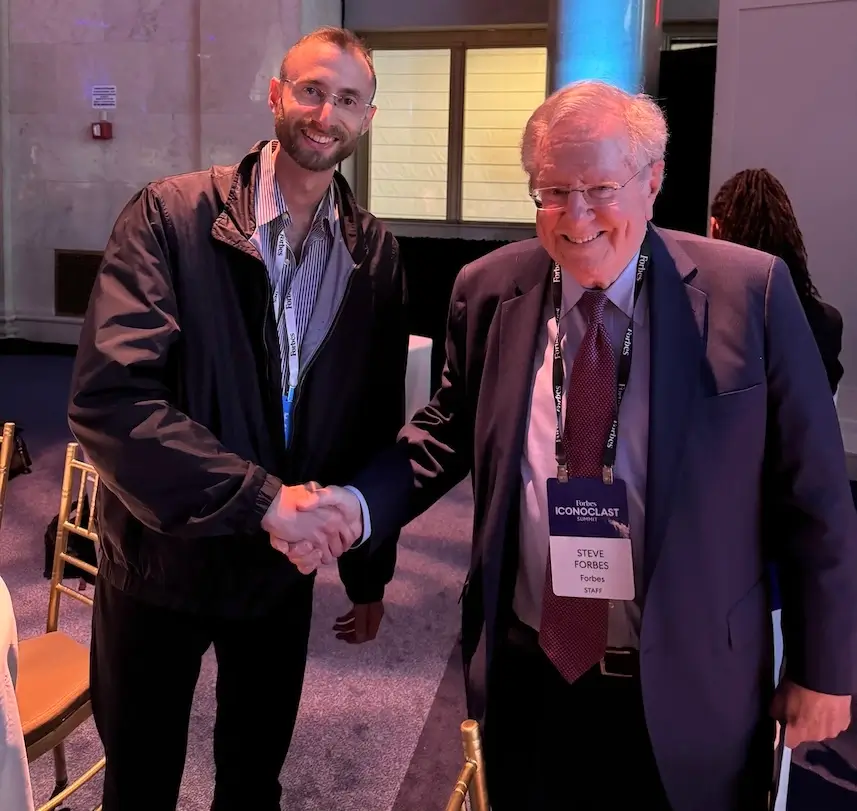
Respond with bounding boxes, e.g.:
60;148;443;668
552;238;650;485
276;228;309;446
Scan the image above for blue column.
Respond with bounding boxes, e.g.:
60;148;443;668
548;0;662;94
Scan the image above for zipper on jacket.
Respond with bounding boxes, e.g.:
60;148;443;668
260;273;290;464
261;278;272;387
287;266;356;450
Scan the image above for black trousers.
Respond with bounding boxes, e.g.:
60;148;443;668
483;616;672;811
91;576;314;811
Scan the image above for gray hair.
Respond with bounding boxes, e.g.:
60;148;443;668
521;80;668;178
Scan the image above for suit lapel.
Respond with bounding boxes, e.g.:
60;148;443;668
644;228;708;586
494;255;552;490
481;248;551;593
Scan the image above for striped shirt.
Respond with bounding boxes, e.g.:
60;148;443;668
250;141;336;393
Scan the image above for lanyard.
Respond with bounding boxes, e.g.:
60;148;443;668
274;228;309;444
552;239;650;484
279;236;301;393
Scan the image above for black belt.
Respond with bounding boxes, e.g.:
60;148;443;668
507;614;640;679
599;648;639;679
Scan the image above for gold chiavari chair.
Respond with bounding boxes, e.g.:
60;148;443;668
444;720;489;811
16;442;105;811
0;422;16;535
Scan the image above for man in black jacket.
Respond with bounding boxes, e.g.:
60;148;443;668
68;27;407;811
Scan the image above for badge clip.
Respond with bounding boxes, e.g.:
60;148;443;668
602;465;614;485
557;465;568;483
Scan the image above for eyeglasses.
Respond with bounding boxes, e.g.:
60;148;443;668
283;79;375;120
530;163;651;210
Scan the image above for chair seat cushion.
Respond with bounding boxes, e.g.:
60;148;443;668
17;631;90;748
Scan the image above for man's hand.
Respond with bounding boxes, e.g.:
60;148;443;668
333;602;385;644
299;485;362;534
262;484;352;573
283;486;364;573
770;680;852;748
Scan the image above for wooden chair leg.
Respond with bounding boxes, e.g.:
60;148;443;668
50;743;69;797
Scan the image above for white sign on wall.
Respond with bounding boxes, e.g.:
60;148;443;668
91;85;117;110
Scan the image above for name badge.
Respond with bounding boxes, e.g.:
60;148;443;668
546;477;635;601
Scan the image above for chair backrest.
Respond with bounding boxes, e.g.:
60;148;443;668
444;720;489;811
46;443;100;633
0;423;15;536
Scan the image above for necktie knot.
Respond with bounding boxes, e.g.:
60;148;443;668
578;290;608;325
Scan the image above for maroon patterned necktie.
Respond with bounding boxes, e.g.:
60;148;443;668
539;290;616;683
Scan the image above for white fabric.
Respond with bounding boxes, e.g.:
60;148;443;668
772;608;791;811
0;576;34;811
405;336;433;422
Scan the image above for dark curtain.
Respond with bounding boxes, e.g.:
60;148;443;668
652;45;718;235
399;237;510;391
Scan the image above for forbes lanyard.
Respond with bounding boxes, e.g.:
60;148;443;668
552;238;651;484
276;228;308;446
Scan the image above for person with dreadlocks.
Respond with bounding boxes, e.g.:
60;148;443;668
711;168;844;393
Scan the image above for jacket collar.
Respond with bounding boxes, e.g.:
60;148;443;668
210;140;366;264
254;141;335;237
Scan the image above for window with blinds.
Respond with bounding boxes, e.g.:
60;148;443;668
461;47;547;224
368;49;451;220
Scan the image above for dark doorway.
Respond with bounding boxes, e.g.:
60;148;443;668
653;45;718;235
399;237;511;390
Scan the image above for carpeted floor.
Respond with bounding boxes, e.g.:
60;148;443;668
1;350;856;810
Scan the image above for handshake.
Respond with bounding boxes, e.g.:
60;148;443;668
261;483;362;575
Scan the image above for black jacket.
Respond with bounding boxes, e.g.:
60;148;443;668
802;296;844;394
68;142;409;616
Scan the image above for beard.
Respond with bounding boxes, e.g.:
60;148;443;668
275;107;360;172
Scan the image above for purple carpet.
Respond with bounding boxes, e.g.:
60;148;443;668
1;348;855;810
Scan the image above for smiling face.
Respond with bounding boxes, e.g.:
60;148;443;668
533;119;663;289
270;40;376;172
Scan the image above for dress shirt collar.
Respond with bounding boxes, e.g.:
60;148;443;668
255;140;334;233
560;248;645;325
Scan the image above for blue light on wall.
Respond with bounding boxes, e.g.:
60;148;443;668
552;0;660;93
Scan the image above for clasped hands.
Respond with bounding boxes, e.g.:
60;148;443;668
261;483;361;574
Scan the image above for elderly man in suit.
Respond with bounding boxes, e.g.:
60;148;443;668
286;80;857;809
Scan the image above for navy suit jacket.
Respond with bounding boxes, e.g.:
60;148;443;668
352;226;857;811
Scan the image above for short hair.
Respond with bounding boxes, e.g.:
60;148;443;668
521;80;668;178
711;168;818;304
280;27;376;99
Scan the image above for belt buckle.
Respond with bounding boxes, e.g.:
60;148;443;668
599;649;634;679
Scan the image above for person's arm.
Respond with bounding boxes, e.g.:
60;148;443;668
825;304;844;394
348;262;475;550
337;231;409;604
68;186;282;539
765;258;857;694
